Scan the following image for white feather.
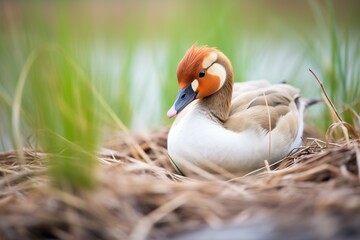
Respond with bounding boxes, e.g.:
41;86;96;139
167;101;296;173
208;63;227;90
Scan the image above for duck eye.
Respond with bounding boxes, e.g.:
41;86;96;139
198;70;206;78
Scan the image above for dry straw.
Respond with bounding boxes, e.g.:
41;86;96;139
1;125;360;239
1;71;360;239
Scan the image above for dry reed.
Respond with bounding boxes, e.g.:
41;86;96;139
0;126;360;239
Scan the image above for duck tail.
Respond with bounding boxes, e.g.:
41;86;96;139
279;80;322;108
295;98;322;112
304;98;323;108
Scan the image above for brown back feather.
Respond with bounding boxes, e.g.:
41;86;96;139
225;83;300;133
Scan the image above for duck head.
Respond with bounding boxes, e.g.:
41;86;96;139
167;45;233;118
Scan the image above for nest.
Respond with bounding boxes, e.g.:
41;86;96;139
1;127;360;240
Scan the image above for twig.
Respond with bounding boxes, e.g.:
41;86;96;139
263;91;272;164
355;144;360;183
309;68;343;122
129;193;189;240
0;169;45;188
309;68;358;143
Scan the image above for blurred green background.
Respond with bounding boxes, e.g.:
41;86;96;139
0;0;359;188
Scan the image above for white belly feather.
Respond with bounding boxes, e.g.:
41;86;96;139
167;106;302;173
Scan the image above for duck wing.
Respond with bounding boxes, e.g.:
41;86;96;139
225;81;301;138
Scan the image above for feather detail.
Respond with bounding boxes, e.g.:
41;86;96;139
225;82;300;135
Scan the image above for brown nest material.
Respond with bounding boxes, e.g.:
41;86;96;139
1;128;360;240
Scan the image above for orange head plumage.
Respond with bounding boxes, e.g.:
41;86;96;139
167;45;232;118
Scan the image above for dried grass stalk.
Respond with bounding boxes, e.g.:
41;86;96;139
0;127;360;239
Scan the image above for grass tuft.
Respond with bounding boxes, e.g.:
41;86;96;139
16;46;100;190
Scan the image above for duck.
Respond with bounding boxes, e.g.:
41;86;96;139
167;45;309;174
